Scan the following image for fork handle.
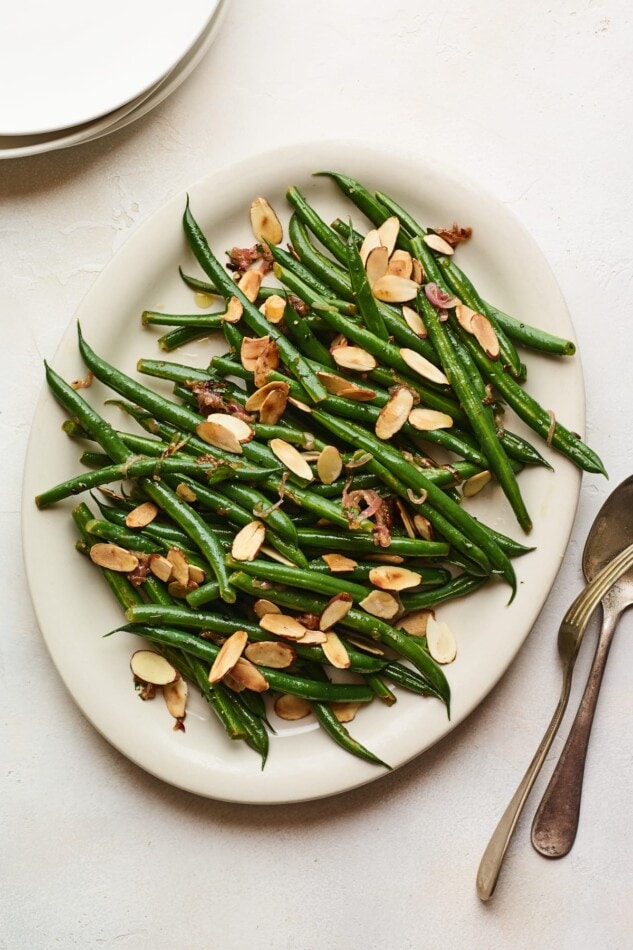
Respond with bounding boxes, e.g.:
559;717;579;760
531;608;619;858
476;672;572;901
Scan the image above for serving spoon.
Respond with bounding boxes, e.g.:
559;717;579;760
531;474;633;857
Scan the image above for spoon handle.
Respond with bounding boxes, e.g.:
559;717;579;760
531;607;619;858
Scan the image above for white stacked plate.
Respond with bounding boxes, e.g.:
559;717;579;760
0;0;226;159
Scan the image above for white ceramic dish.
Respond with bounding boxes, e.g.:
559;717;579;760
22;143;584;803
0;0;219;136
0;0;227;161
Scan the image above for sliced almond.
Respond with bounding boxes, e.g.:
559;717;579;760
195;420;242;454
331;701;361;723
274;694;311;721
259;613;307;640
238;269;263;303
387;249;413;279
208;630;248;683
346;635;385;656
423;233;455;256
125;502;158;529
322;553;358;573
399;348;450;385
90;543;138;573
253;340;281;387
229;656;269;691
359;228;381;265
395;498;416;539
231;521;266;562
250;196;283;245
316;371;356;395
364;553;404;564
426;615;457;663
319;592;353;631
322;631;351;669
372;275;419;303
316;445;343;485
375;387;414;440
377;216;400;256
295;629;325;645
462;470;492;497
131;650;178;686
207;413;253;444
288;396;312;413
262;293;286;324
164;678;188;720
369;565;422;591
455;303;478;332
299;450;322;462
223;296;243;324
175;482;198;502
408;407;454;431
245;640;296;669
148;554;173;583
245;380;289;411
253;598;282;618
331;333;348;349
259;387;288;425
166;547;190;586
471;313;500;359
365;245;389;288
241;335;271;371
395;608;433;637
168;581;195;599
413;513;434;540
188;564;206;585
260;545;301;567
331;346;377;373
270;438;314;481
402;305;427;338
359;589;401;619
411;258;424;284
336;386;377;402
223;672;245;692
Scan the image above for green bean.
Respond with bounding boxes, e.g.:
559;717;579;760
295;528;447;557
185;655;248;742
142;311;226;330
84;518;162;554
225;557;377;604
485;303;576;356
73;504;145;611
364;673;397;706
307;559;451;587
281;299;336;366
316;171;393;231
267;243;357;316
345;228;389;340
400;574;487;610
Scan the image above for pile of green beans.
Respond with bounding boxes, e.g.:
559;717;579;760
36;171;605;770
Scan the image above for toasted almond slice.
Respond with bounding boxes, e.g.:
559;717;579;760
148;554;173;583
245;640;296;669
288;396;312;413
375;387;414;440
175;482;198;502
346;636;385;656
254;340;281;387
322;553;358;573
395;608;433;637
260;545;301;567
296;628;328;644
230;656;269;691
316;445;343;485
395;498;416;539
319;592;353;631
411;258;424;284
259;613;307;640
207;413;253;444
359;228;381;265
322;631;351;669
188;564;206;585
471;313;500;359
369;565;422;591
208;630;248;683
168;581;195;599
462;470;492;497
164;677;188;719
125;502;158;529
402;305;427;338
365;245;389;288
231;521;266;562
299;451;322;462
253;598;282;618
336;386;377;402
331;333;348;349
238;269;263;303
270;438;314;481
223;672;246;692
372;275;419;303
331;701;361;723
455;303;478;332
408;407;454;431
423;233;454;256
316;371;355;395
377;216;400;256
90;543;138;573
223;296;244;324
399;348;450;385
131;650;178;686
195;420;242;454
166;547;190;586
274;694;311;721
262;293;286;324
250;196;283;245
426;616;457;664
259;388;288;425
331;346;377;372
364;553;404;564
387;249;413;279
245;380;289;411
359;589;401;619
413;514;434;541
241;335;271;371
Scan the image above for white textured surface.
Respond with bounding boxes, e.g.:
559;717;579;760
2;1;632;947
